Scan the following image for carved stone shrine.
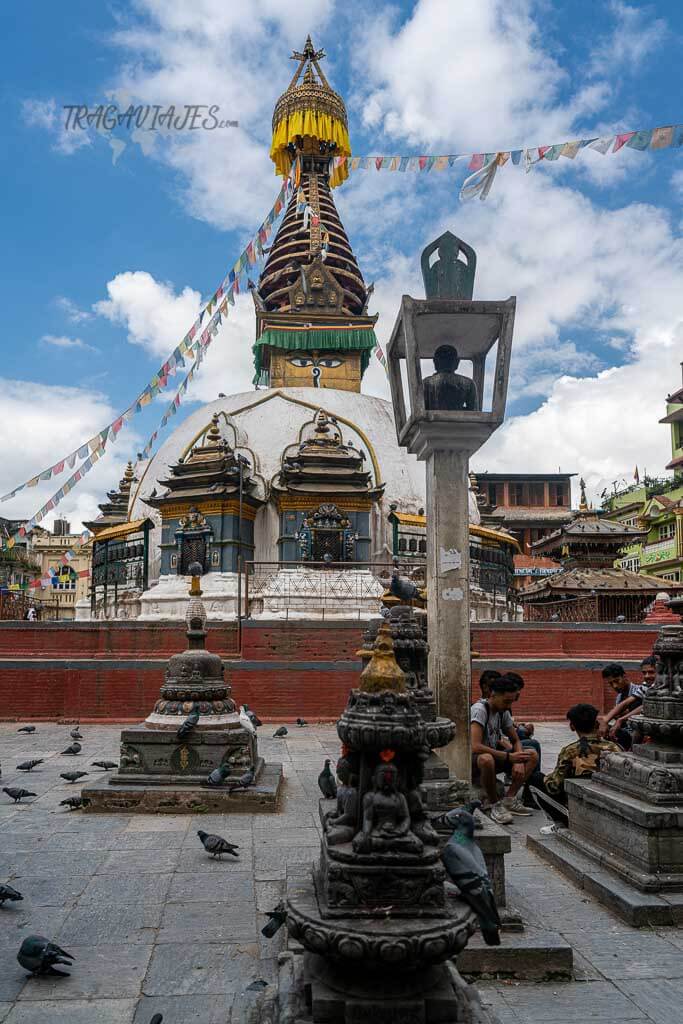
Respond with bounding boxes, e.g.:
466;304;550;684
83;568;282;813
285;623;487;1022
531;597;683;925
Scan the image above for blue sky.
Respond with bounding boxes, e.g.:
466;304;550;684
1;0;683;528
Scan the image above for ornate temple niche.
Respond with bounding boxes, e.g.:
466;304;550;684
271;409;384;565
144;413;265;576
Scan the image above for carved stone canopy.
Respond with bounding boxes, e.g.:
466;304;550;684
421;231;477;301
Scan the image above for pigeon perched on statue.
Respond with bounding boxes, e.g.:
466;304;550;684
432;800;484;833
205;763;231;787
243;704;262;728
17;726;36;734
238;708;256;736
17;936;74;977
91;761;118;770
60;742;81;756
60;771;88;784
60;796;90;811
16;760;43;772
317;759;337;799
177;706;200;741
0;884;23;906
3;787;35;803
197;830;239;859
273;726;288;738
388;566;426;606
261;901;287;938
228;768;254;794
441;809;501;946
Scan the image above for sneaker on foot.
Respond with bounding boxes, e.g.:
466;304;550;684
504;795;533;816
490;801;513;825
539;823;561;835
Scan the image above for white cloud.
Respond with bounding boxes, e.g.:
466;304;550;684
590;2;668;74
22;97;92;155
0;380;138;532
41;335;98;353
55;296;94;323
94;271;201;359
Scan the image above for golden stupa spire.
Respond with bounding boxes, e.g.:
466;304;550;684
270;35;351;188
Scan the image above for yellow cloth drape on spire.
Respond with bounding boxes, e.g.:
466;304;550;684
270;110;351;188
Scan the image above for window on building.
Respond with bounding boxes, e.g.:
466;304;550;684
658;522;676;541
509;482;525;506
487;482;503;506
548;482;566;506
660;571;680;581
620;556;641;572
529;482;545;507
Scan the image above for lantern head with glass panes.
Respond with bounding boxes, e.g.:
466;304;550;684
386;234;515;460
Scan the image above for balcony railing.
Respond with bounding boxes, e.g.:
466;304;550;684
641;538;677;565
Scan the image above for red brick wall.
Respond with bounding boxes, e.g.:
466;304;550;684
0;620;659;722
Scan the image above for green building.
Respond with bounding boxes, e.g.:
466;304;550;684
602;366;683;583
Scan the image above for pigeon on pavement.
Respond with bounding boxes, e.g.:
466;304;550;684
296;718;308;727
17;936;74;977
60;743;81;756
70;727;83;740
60;771;88;784
261;901;287;937
441;809;501;946
91;761;118;770
177;706;200;741
149;1015;163;1024
3;787;36;803
17;726;36;734
0;884;23;906
197;830;239;859
246;979;268;991
60;796;90;811
228;768;254;794
273;726;288;738
205;764;230;787
16;760;43;772
317;759;337;799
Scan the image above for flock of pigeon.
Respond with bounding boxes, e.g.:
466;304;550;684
1;708;500;1006
2;723;117;809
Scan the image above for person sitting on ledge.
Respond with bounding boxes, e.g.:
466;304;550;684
598;663;648;750
470;675;538;825
530;703;620;834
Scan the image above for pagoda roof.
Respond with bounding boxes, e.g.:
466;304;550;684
520;567;683;600
531;511;646;556
273;409;384;500
83;462;137;534
145;414;261;509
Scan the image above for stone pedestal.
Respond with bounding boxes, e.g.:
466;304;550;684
139;571;240;620
529;618;683;926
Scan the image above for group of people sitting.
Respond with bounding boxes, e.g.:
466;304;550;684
470;656;657;829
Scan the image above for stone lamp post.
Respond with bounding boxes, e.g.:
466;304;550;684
386;231;516;780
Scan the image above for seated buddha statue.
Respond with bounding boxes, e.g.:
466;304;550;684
324;757;359;846
352;762;423;856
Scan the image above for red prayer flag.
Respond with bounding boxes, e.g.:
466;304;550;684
375;156;383;170
467;153;484;172
538;146;550;159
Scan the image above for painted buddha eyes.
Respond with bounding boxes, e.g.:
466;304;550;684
288;357;343;369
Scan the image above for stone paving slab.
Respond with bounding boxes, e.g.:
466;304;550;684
0;721;681;1023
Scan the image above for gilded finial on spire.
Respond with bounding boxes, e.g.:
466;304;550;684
358;623;407;694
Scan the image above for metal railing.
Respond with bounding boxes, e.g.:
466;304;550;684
522;592;667;623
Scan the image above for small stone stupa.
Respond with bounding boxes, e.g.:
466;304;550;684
83;565;282;812
285;624;479;1022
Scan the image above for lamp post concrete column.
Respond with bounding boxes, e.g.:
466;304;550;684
386;231;515;784
426;447;471;778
